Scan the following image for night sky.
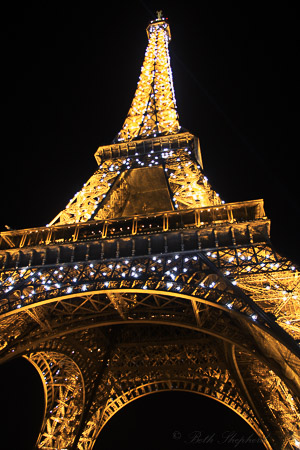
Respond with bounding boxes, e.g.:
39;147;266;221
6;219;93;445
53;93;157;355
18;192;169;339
0;1;299;449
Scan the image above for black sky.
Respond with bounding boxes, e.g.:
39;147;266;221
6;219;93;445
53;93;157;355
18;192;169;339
0;1;299;448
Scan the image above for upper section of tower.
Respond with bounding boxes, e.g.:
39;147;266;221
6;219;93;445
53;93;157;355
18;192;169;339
115;12;180;143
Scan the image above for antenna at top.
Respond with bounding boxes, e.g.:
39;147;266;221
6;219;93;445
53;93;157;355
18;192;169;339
156;10;163;20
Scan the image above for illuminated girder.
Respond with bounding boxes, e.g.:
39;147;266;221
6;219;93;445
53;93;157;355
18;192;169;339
49;157;125;225
26;351;85;449
116;17;180;142
234;269;300;340
49;134;221;225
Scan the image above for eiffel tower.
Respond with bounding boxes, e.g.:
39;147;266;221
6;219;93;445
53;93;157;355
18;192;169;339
1;12;300;450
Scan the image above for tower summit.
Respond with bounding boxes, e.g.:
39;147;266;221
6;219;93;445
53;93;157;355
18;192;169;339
0;14;299;450
117;12;180;142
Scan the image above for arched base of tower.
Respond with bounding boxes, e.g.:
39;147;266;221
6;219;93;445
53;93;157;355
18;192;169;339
95;390;266;449
0;319;299;449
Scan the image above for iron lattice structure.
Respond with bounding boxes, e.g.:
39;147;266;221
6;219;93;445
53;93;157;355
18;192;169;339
1;14;300;450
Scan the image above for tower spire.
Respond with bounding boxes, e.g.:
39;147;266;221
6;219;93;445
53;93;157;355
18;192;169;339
116;14;180;142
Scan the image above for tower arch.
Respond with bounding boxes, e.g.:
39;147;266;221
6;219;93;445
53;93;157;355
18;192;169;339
92;386;267;449
24;351;86;449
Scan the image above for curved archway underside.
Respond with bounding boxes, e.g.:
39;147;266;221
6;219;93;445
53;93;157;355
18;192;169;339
0;321;297;449
0;257;299;449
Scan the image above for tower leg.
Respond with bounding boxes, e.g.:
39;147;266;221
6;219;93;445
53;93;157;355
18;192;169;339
26;351;85;449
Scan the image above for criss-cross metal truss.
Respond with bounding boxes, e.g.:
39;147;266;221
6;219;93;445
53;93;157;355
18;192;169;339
0;223;300;448
48;133;219;226
116;17;180;142
27;351;85;449
1;12;300;450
